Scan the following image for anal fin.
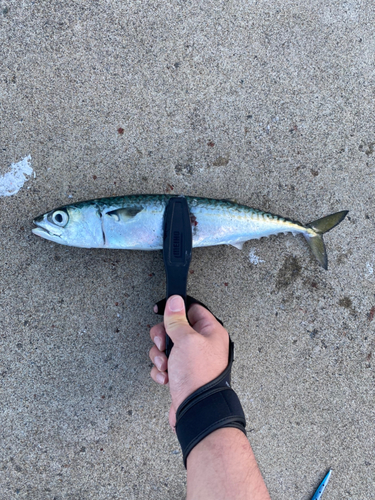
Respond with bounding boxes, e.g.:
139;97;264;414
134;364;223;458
230;241;244;250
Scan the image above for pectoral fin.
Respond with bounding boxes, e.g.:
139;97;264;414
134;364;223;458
106;207;143;222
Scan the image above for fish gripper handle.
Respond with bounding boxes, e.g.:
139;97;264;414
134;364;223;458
162;197;192;357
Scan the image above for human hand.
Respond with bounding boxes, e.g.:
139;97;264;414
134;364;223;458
149;295;229;429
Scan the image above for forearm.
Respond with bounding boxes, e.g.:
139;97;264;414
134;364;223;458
186;428;271;500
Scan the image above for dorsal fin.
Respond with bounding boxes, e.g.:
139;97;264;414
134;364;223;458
223;198;239;204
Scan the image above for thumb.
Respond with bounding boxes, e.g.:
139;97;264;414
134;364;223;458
164;295;191;342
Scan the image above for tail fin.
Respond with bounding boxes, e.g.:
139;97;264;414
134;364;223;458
303;211;348;269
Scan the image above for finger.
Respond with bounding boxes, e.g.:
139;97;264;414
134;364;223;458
150;323;166;351
164;295;192;342
150;366;169;385
149;345;168;372
153;298;166;315
187;303;224;336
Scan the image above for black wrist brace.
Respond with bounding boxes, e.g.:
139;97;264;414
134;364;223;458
175;339;246;467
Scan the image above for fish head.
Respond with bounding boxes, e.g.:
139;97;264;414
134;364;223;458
32;203;104;247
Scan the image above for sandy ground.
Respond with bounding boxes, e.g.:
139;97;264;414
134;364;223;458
0;1;374;498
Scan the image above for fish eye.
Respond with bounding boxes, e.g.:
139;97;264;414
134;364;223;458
51;210;69;227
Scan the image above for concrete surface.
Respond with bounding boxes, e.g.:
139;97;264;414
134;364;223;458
0;0;374;498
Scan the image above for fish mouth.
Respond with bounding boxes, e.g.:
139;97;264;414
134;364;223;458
32;220;63;243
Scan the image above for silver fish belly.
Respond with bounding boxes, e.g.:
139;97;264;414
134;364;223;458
32;194;348;269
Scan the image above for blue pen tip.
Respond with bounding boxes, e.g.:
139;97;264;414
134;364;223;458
324;470;332;482
311;469;332;500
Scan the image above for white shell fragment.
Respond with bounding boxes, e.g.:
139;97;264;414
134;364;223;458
0;155;33;197
249;248;265;265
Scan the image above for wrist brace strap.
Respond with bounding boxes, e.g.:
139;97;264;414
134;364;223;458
175;339;246;467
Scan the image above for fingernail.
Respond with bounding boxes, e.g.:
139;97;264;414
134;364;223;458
155;356;163;370
169;295;184;312
154;336;162;351
156;372;165;384
153;305;158;313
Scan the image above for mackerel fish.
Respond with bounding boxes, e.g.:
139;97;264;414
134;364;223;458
32;195;348;269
